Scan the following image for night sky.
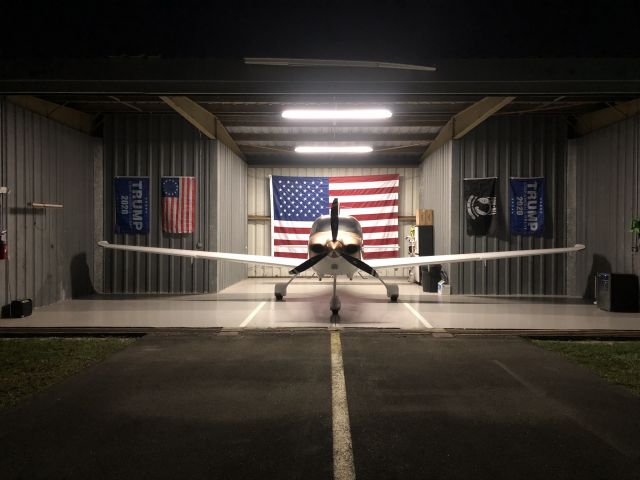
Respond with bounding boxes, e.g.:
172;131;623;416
2;0;639;60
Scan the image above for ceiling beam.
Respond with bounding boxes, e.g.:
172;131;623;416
421;96;515;160
160;95;246;160
7;95;95;135
232;132;438;142
221;119;448;128
574;99;640;136
241;144;428;155
218;115;453;125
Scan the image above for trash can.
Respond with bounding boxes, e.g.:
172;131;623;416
421;264;441;293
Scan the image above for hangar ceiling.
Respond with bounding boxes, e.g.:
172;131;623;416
1;57;639;164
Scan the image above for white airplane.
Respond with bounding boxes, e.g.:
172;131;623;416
99;198;585;315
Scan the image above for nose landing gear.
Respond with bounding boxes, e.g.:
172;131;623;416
330;275;341;315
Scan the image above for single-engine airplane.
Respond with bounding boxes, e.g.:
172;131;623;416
99;199;584;315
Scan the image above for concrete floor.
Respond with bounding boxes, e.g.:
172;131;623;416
1;277;640;332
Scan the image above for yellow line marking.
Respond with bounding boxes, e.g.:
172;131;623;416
331;331;356;480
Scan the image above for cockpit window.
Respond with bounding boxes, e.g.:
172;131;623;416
310;217;362;236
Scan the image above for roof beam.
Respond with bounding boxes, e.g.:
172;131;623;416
232;132;437;142
421;96;515;160
7;95;95;135
574;99;640;136
219;115;453;126
159;95;246;160
241;144;428;155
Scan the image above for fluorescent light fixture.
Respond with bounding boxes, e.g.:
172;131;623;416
295;145;373;154
244;57;437;72
282;109;392;120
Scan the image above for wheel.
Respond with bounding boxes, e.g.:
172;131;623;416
275;293;284;301
390;294;399;302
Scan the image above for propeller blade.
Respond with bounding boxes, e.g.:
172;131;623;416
339;253;380;278
289;252;329;275
330;198;339;242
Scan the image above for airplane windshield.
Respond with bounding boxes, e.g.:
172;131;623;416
311;217;362;236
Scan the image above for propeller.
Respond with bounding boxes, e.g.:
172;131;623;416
289;251;329;275
288;198;340;275
288;197;379;279
338;253;380;279
330;198;339;242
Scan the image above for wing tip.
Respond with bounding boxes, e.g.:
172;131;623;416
97;240;109;247
574;244;586;250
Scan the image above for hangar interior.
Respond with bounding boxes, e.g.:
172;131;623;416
0;57;639;328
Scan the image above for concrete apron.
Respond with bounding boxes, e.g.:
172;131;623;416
1;278;640;334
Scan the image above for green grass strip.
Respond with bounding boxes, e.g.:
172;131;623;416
533;340;640;396
0;337;136;411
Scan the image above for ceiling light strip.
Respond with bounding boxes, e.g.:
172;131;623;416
282;109;392;120
295;146;373;154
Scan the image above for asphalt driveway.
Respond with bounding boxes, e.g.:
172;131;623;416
1;331;639;479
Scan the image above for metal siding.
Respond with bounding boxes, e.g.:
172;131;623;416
420;141;452;255
574;114;640;298
450;116;567;295
247;165;419;277
216;141;248;290
0;98;95;308
102;114;216;294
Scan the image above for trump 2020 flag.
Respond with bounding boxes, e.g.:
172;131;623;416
509;177;545;236
463;177;497;236
114;176;149;234
161;176;196;234
271;174;400;259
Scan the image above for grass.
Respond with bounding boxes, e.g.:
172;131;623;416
0;337;137;411
532;339;640;395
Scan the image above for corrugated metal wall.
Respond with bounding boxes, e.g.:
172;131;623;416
102;115;217;294
573;114;640;297
0;97;96;307
419;141;453;255
102;114;249;294
450;116;568;295
216;141;248;290
247;166;420;277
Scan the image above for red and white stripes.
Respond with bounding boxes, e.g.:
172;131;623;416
330;174;399;260
162;176;196;234
271;174;399;259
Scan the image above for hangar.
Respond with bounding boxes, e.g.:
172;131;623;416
1;56;640;330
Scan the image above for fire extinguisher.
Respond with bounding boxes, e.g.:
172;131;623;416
0;230;7;260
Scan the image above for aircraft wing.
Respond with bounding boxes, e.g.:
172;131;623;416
97;241;301;268
367;244;585;269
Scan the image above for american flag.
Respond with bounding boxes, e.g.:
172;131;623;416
161;176;196;234
271;174;399;259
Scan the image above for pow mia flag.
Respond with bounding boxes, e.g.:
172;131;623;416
464;177;497;236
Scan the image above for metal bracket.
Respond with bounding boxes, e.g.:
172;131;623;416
29;203;64;209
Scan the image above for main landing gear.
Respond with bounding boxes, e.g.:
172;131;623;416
274;273;399;316
274;273;299;301
382;279;400;303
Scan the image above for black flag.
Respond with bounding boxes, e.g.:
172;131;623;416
464;177;497;235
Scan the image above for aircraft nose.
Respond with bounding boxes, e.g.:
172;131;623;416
326;240;343;257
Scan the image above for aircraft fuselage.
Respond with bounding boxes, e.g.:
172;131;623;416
307;214;363;278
